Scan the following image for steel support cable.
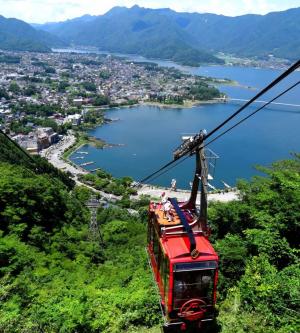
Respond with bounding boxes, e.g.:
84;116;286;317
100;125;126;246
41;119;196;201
205;80;300;147
204;59;300;141
142;155;190;185
139;79;300;185
138;60;300;185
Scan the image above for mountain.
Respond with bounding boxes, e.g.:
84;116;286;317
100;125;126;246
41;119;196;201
1;6;299;62
0;15;66;52
36;6;224;66
37;5;300;61
180;7;300;60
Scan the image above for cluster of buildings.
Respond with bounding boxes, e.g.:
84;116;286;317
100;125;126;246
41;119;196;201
12;127;59;154
0;50;217;153
0;50;201;110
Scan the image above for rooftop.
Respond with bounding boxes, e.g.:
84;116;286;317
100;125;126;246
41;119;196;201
162;234;218;262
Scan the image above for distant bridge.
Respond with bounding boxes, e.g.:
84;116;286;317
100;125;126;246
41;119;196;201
214;97;300;109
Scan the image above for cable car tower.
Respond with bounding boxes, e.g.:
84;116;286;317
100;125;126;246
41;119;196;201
86;195;104;245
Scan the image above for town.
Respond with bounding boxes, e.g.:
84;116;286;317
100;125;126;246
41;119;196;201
0;50;224;154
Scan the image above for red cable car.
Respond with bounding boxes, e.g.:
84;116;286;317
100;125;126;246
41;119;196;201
147;132;219;332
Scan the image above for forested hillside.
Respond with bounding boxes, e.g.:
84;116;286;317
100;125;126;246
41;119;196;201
210;156;300;332
0;15;66;52
0;134;159;332
0;132;74;188
0;129;299;332
35;5;224;66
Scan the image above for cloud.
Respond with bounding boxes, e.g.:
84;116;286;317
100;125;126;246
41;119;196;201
0;0;299;23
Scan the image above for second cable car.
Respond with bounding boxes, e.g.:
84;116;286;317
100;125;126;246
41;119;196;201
147;131;219;332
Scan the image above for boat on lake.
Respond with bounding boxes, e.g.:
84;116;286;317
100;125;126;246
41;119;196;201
80;161;95;166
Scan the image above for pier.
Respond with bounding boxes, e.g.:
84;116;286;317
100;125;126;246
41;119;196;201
72;156;84;160
214;97;300;109
80;161;95;166
91;168;102;173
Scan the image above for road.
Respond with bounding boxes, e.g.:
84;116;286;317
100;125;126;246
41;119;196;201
40;132;88;176
41;133;239;203
137;185;239;203
41;133;121;201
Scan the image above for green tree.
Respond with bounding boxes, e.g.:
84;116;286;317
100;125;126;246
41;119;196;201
82;81;97;92
94;95;110;106
57;81;69;93
215;234;248;293
23;84;38;96
8;82;21;94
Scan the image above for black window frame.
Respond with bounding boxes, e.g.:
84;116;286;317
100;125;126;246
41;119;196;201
172;261;218;310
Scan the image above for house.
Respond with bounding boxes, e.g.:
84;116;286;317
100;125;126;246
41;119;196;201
65;114;82;126
73;98;84;106
12;134;39;154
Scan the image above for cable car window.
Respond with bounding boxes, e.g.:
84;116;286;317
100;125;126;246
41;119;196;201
173;265;216;310
157;244;162;274
174;261;217;271
151;221;155;245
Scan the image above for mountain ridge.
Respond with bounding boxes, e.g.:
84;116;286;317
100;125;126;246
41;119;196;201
0;6;299;62
0;15;66;52
36;5;300;61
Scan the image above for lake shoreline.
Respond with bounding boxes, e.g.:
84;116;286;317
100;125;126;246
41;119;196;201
53;47;292;71
140;99;221;109
60;61;299;188
68;99;223;159
43;133;238;199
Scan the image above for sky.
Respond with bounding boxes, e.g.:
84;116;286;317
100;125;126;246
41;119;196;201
1;0;300;23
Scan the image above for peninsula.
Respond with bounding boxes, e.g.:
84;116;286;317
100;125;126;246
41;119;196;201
0;50;227;157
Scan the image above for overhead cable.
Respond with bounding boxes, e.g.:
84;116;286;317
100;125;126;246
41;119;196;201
205;80;300;147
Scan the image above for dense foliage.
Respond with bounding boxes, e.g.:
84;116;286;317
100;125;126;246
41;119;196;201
0;162;160;332
0;132;74;189
79;169;137;196
188;82;221;100
0;88;9;100
210;155;300;333
11;103;64;117
0;54;21;64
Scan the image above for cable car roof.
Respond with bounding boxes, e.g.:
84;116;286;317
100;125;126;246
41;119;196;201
162;234;218;262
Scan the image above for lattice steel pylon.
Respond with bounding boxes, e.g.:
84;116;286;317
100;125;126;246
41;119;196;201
86;195;104;245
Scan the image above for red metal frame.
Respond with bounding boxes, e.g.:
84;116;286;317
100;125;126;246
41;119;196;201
147;209;219;328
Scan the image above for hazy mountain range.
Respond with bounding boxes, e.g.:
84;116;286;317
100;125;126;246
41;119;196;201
1;5;300;65
0;15;65;52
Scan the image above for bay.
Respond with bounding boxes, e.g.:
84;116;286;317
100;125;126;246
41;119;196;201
65;50;300;188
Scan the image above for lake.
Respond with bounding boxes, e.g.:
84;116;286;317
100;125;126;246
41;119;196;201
68;54;300;189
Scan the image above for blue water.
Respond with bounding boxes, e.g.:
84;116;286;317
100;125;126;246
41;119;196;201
70;62;300;189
